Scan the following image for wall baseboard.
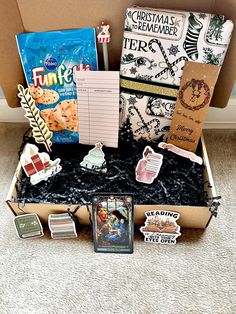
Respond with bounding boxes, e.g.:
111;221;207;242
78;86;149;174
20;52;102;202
204;121;236;129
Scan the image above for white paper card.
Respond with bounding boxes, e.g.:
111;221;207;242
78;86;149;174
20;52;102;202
74;71;120;148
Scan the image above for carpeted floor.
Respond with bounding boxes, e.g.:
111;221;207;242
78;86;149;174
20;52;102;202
0;123;235;314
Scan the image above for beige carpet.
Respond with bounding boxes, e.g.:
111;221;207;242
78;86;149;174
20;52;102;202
0;123;235;314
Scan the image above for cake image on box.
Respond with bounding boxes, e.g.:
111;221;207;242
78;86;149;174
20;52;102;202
119;7;234;142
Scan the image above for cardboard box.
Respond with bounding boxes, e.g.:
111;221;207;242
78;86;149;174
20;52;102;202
6;136;217;229
0;0;235;108
1;1;234;228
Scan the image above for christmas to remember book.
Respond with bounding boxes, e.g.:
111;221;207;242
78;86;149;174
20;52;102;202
119;7;233;142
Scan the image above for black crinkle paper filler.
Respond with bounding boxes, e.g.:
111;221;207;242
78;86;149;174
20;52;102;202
15;134;208;207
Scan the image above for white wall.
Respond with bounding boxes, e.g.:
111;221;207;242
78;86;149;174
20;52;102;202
0;98;27;123
205;96;236;129
205;81;236;128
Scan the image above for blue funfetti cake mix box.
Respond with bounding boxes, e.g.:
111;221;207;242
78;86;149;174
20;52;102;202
16;28;98;143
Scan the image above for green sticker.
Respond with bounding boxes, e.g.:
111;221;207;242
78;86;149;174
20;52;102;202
14;214;44;239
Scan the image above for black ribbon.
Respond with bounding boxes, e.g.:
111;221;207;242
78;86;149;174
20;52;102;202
207;196;221;218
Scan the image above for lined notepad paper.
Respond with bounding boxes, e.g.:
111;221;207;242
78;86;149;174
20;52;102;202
75;71;120;148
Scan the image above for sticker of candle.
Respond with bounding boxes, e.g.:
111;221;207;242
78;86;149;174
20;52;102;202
20;143;61;185
97;22;111;71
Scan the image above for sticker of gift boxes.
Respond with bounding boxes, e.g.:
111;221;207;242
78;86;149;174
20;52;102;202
20;143;61;185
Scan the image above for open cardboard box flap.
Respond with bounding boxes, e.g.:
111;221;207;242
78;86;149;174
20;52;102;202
0;0;235;108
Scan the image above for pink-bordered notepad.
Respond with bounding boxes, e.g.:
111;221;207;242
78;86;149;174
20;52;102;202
74;70;120;148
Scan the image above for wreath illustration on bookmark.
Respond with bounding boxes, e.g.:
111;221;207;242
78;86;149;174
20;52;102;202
18;85;53;152
179;79;211;111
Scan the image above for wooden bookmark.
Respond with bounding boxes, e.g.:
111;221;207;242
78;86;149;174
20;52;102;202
167;62;220;152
